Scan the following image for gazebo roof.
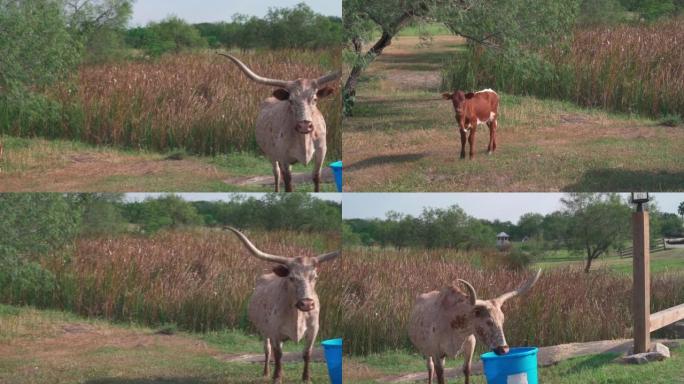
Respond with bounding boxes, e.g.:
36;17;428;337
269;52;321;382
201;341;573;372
497;232;510;238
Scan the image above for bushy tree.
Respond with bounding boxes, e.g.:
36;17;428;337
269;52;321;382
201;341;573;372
0;0;80;93
562;193;631;273
342;0;580;114
64;0;134;62
0;194;81;305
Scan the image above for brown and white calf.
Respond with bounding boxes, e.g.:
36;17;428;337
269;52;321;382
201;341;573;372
226;227;340;384
408;269;541;384
442;89;499;159
219;54;341;192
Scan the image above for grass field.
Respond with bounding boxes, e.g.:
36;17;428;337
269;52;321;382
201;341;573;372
0;304;380;384
2;305;682;384
534;246;684;275
0;136;337;192
342;35;684;192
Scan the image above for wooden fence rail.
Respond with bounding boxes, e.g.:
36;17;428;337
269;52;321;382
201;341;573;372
620;238;667;258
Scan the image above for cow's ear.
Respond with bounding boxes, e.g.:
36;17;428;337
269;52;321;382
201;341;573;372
273;265;290;277
465;92;475;99
273;89;290;100
441;93;453;100
317;86;335;98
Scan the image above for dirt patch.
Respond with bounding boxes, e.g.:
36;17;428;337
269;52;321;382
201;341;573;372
0;321;214;365
215;348;325;363
224;167;333;187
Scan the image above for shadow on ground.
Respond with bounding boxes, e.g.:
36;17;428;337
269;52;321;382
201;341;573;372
563;169;684;191
346;153;427;171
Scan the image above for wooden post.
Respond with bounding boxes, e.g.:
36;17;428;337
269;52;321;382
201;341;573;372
632;209;650;353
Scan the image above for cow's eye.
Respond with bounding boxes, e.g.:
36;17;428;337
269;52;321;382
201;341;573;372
289;277;295;282
486;319;494;326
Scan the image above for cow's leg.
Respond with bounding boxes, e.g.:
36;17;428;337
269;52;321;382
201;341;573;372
280;163;294;193
263;338;272;377
272;162;281;192
461;335;476;384
312;146;327;193
272;340;284;384
459;128;467;160
302;325;319;383
434;355;445;384
468;127;476;159
490;119;498;153
426;356;435;384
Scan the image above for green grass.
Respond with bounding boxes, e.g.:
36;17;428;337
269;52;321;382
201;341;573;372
0;304;378;383
0;135;337;192
534;247;684;275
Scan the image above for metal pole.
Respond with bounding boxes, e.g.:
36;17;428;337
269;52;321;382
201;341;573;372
633;206;650;353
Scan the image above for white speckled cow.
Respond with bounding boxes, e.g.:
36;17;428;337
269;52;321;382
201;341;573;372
408;269;541;384
219;54;340;192
225;227;340;383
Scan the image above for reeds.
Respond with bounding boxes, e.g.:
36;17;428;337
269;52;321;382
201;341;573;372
18;232;684;356
3;50;342;157
443;18;684;118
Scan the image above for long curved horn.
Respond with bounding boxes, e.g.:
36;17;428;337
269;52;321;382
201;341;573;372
315;71;342;87
494;269;542;306
217;53;291;88
224;226;290;264
457;279;477;305
315;251;340;263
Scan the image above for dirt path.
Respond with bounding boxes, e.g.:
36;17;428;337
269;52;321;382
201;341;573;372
378;339;683;383
342;36;684;192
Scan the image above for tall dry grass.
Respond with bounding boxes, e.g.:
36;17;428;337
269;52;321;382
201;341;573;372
4;50;342;157
22;232;684;356
443;18;684;118
43;229;340;333
330;247;684;354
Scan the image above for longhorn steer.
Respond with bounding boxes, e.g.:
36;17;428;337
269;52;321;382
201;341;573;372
225;227;340;383
219;54;341;192
408;269;541;384
442;89;499;159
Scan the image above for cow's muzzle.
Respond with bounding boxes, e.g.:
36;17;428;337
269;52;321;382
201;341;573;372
295;121;314;134
493;345;510;355
296;299;315;312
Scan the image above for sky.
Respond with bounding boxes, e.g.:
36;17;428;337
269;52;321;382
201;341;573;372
342;193;684;222
130;0;341;26
125;193;342;204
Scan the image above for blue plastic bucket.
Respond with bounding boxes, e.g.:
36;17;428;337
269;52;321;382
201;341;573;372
329;161;343;192
322;338;343;384
481;347;538;384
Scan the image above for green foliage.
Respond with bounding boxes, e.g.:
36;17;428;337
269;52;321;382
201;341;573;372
64;0;133;63
0;194;80;307
0;0;81;91
577;0;627;25
191;194;341;233
562;193;631;272
128;4;341;53
345;205;495;250
0;194;82;256
126;17;207;57
659;113;682;127
658;212;683;237
124;195;203;233
70;193;128;236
